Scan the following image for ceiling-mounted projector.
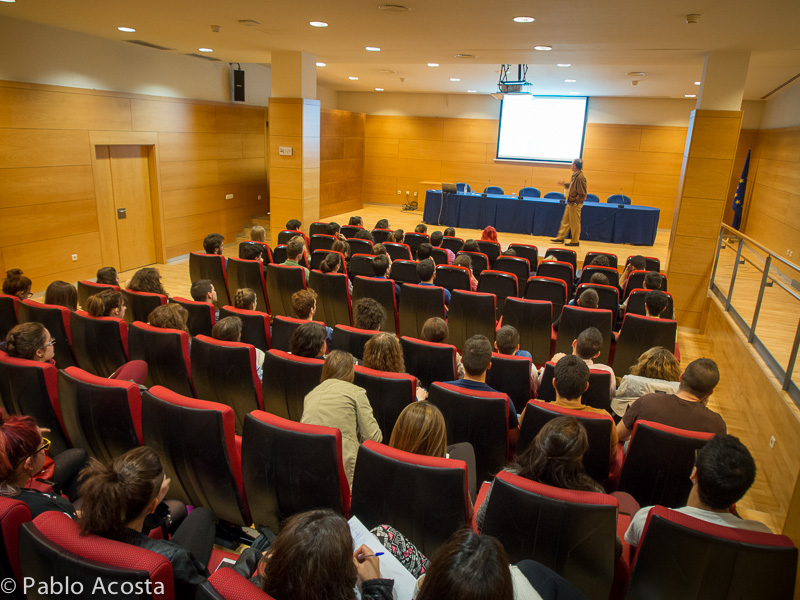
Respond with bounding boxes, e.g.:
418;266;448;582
493;64;532;99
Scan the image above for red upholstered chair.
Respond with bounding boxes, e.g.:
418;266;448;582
354;366;416;442
265;263;307;317
389;259;420;284
456;251;490;277
227;257;270;315
435;264;472;293
477;270;519;319
0;351;70;456
508;244;538;272
371;228;394;244
617;421;713;509
198;568;275;600
351;440;470;557
58;367;142;462
583;251;619;270
272;245;309;268
142;387;250;526
399;337;457;390
536;362;613;413
623;269;667;299
169;297;216;338
339;224;364;239
384;242;412;262
495;256;531;285
625;288;675;320
428;382;509;484
430;247;449;266
310;233;336;252
403;232;430;255
625;255;660;273
19;299;77;368
347;238;374;256
331;325;377;361
271;315;325;352
69;310;129;378
238;241;273;264
612;313;678;375
120;289;168;325
189;252;231;307
447;290;496;352
261;350;324;422
575;283;621;329
517;400;617;486
0;294;19;340
555;305;613;364
485;353;532;417
277;229;309;247
536;260;575;298
190;335;263;434
218;306;271;352
477;240;502;268
624;506;797;600
349;253;376;279
524;276;568;322
398;283;447;339
0;497;32;595
440;236;464;255
352;276;399;334
544;247;578;272
76;280;119;312
128;322;194;397
309;271;352;328
480;471;623;600
500;298;555;365
19;511;174;599
579;265;621;289
242;411;351;532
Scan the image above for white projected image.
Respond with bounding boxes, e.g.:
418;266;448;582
497;95;588;163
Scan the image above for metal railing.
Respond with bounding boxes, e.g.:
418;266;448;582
710;223;800;405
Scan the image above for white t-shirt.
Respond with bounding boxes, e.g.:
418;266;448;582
625;505;772;546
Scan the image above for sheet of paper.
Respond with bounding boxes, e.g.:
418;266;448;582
349;516;418;600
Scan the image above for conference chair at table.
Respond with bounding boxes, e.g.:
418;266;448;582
142;387;251;526
57;366;142;463
536;362;613;414
169;296;216;338
400;337;457;390
69;310;129;378
76;280;119;311
261;350;324;422
544;191;566;200
519;186;541;198
0;294;19;340
226;256;270;315
120;289;167;325
19;299;77;368
612;313;678;375
352;275;399;334
477;270;519;319
265;264;307;317
242;411;351;533
354;366;417;443
218;305;271;352
456;182;471;193
447;290;496;352
128;321;194;398
607;193;632;204
189;252;231;308
500;297;555;365
555;305;614;363
331;325;378;361
484;185;504;195
585;193;600;202
350;440;471;557
309;270;352;328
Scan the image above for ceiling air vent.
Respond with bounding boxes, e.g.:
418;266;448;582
186;53;222;62
455;53;477;59
124;40;175;51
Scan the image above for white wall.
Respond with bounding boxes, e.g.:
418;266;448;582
760;79;800;129
0;15;270;105
317;85;339;110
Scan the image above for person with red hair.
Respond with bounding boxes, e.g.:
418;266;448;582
481;226;498;243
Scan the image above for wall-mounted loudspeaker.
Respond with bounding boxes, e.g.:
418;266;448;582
232;68;245;102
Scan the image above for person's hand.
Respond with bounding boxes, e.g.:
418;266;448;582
353;544;382;582
37;427;51;435
157;477;171;503
551;352;567;363
416;386;428;401
557;180;566;186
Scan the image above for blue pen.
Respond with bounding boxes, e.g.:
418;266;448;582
359;552;385;558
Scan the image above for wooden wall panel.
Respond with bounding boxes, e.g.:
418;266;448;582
130;99;217;133
0;87;132;131
0;166;94;207
0;130;91;167
1;198;99;247
2;232;102;283
320;109;365;219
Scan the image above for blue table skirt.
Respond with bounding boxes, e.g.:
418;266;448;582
423;190;659;245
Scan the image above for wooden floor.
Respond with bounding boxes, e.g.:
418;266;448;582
116;202;784;532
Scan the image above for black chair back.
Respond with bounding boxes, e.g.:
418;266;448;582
403;232;430;255
310;234;336;251
128;322;194;397
584;252;618;269
440;237;464;254
0;294;19;341
350;254;378;279
613;313;677;375
371;229;393;243
400;337;456;390
189;252;230;307
456;251;489;276
76;281;119;312
626;289;675;320
347;238;374;255
331;325;377;361
390;259;420;284
271;315;311;352
265;264;306;317
120;289;167;325
477;240;501;268
524;276;567;322
579;265;621;289
536;261;575;298
485;353;531;416
509;244;539;272
309;271;352;328
495;256;531;285
227;257;269;315
398;284;447;339
170;297;215;338
555;306;613;364
219;306;272;352
261;350;324;421
535;362;612;412
384;242;412;262
575;283;621;329
544;248;578;271
447;290;496;352
477;271;519;319
501;298;554;365
238;241;272;264
19;300;76;368
434;265;471;293
352;276;398;334
69;311;128;377
354;366;416;442
309;222;330;236
340;225;364;239
430;247;449;265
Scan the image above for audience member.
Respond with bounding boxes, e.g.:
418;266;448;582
148;304;189;333
240;242;265;263
420;317;465;378
375;218;390;230
320;251;353;295
371;254;401;299
203;233;224;255
391;229;405;243
354;229;375;244
328;221;345;240
644;290;669;318
590;255;610;268
620;254;646;289
453;254;478;292
554;287;598;330
548;355;618;460
363;332;427;400
501;248;517;256
301;350;382;484
331;239;352;272
430;231;455;264
282;236;310;284
96;266;120;286
495;324;537;394
348;216;364;227
44;280;77;311
416;259;451;306
463;239;480;252
546;327;616;396
481;226;498;243
589;272;610;286
625;434;771;546
443;335;519;444
212;316;264;379
353;298;385;331
372;242;387;256
612;347;682;418
3;269;32;300
621;269;663;311
617;358;726;443
85;289;126;319
291;289;333;349
285;219;302;232
128;267;168;297
288;321;327;358
415;224;428;234
190;279;219;320
443;227;456;237
250;225;266;243
417;242;433;261
234;287;257;311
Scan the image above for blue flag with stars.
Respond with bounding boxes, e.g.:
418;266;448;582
732;149;750;230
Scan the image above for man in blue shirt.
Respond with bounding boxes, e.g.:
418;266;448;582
444;334;519;446
372;254;401;299
416;258;451;306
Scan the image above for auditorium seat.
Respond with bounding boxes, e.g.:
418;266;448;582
508;244;539;273
555;306;614;363
500;298;554;364
242;411;350;533
384;242;412;262
352;276;398;334
0;496;31;593
455;251;490;277
310;233;336;251
69;310;129;378
544;247;578;272
428;382;509;484
400;337;457;390
430;246;449;266
579;265;621;289
19;299;77;368
626;288;675;320
477;270;519;319
170;297;215;338
347;238;373;256
128;321;194;397
389;259;420;284
440;236;464;255
536;362;613;414
351;440;470;557
309;221;330;236
331;325;377;360
612;313;678;375
265;264;306;317
226;257;270;315
519;186;541;198
485;353;532;416
584;251;618;269
198;564;276;600
58;366;142;462
575;283;621;329
191;335;263;434
625;255;661;273
524;276;567;324
272;315;325;352
535;261;575;298
477;240;501;268
398;283;447;339
354;366;416;442
340;225;364;239
371;228;394;244
0;294;19;340
261;350;324;421
623;270;666;299
495;256;531;286
121;289;167;325
238;241;273;264
189;252;231;307
447;290;496;352
607;193;632;204
309;271;352;328
434;264;472;293
277;229;309;247
0;350;70;456
218;306;271;352
403;232;430;255
480;471;621;600
76;280;119;311
142;387;251;526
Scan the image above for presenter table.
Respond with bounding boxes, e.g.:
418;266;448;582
422;190;660;246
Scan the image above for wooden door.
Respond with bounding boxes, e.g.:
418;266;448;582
107;145;156;271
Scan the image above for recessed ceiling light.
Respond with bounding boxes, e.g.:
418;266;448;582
467;89;477;93
449;78;461;82
557;63;571;67
375;87;384;91
377;4;409;12
117;26;136;32
534;45;552;51
685;94;697;98
316;62;327;67
0;0;16;3
428;63;439;67
309;21;328;27
513;16;535;23
198;48;213;53
694;81;701;85
454;54;476;59
365;46;381;52
564;79;576;83
349;76;359;80
627;72;646;77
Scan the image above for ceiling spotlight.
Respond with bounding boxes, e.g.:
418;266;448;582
198;48;214;52
349;76;359;80
375;87;384;91
466;89;477;93
564;79;576;83
685;94;697;98
316;62;327;67
534;45;552;51
694;81;701;85
117;26;136;32
365;46;381;52
557;63;571;67
428;63;439;67
449;78;461;82
513;16;535;23
309;21;329;27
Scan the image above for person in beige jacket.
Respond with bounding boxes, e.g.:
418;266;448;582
301;350;383;485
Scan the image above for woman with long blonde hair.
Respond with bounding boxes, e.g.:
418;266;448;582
612;346;681;417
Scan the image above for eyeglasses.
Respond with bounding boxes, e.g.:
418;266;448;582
43;339;56;347
13;438;50;469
